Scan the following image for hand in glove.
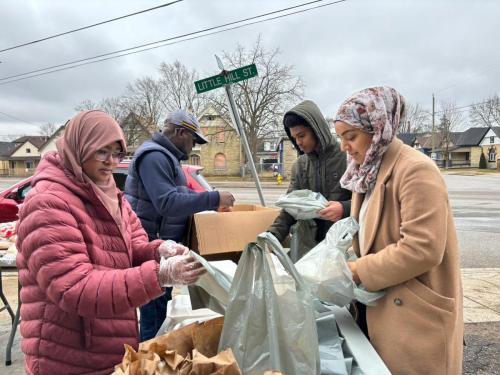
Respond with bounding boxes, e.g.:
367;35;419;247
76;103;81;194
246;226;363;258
158;254;206;287
157;240;189;258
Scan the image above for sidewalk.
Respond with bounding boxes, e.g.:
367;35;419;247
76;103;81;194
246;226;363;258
461;268;500;323
0;268;498;373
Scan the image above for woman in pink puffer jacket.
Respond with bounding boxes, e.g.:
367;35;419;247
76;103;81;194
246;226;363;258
16;111;205;375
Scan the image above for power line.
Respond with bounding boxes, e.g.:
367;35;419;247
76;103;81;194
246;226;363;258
0;0;341;82
0;110;39;126
0;0;347;85
0;1;183;53
434;100;492;115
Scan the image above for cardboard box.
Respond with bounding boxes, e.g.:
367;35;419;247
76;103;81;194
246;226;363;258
189;204;280;257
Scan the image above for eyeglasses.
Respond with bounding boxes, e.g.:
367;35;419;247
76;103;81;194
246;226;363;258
94;149;125;163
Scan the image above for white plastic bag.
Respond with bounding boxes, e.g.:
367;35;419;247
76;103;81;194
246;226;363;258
295;217;384;307
155;294;222;336
275;189;328;220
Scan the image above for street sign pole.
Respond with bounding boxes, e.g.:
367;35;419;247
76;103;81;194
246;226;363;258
223;83;266;206
194;56;265;206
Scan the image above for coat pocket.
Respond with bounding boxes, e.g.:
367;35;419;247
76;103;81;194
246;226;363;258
82;317;92;349
405;278;455;313
367;282;452;375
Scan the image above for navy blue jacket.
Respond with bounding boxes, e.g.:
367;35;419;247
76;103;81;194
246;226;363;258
125;132;220;242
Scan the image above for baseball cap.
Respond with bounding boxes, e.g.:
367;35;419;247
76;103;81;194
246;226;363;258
164;109;209;144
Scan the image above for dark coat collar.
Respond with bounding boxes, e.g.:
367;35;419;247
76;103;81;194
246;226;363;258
152;132;188;161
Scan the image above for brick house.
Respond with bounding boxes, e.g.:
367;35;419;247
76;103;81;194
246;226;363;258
478;127;500;169
192;106;242;176
398;127;493;168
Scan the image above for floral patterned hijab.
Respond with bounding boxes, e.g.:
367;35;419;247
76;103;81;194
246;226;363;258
334;86;406;194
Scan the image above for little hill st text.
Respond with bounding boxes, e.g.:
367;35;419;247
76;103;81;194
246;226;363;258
194;64;258;93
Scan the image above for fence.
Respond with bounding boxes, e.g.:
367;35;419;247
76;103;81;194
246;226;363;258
434;159;471;168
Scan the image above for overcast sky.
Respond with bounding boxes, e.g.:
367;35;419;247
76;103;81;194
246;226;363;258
0;0;498;140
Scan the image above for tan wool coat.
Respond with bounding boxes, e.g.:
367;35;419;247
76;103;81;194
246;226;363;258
352;139;463;375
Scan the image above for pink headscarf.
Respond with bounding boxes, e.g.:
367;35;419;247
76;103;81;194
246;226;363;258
334;86;406;194
56;110;127;229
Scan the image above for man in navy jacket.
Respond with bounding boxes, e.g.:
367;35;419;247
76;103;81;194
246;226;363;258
125;109;234;340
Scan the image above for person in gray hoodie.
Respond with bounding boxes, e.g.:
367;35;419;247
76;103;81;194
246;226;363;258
268;100;351;259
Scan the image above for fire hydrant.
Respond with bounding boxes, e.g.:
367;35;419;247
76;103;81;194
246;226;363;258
276;173;283;185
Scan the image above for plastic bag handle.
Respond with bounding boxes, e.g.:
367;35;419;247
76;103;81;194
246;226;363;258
256;232;308;290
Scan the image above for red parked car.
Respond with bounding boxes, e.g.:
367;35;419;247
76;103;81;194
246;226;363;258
0;161;211;224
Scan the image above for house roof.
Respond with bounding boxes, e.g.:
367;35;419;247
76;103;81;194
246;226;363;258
38;124;66;152
12;136;48;148
0;141;16;157
397;133;418;146
492;127;500;138
416;133;444;149
448;132;463;146
454;127;489;146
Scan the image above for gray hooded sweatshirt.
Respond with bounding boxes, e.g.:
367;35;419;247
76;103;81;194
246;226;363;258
268;100;352;244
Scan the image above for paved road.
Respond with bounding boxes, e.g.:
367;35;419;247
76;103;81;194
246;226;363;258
2;174;499;268
212;173;500;269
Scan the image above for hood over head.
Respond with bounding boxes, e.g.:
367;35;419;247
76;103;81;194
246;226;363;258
283;100;335;155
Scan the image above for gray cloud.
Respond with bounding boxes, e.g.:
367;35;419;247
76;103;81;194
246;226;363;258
0;0;498;138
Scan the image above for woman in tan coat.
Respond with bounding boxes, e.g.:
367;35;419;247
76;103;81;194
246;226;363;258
334;87;463;375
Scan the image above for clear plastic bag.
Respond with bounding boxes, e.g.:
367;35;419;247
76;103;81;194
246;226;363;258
275;189;328;220
219;232;321;375
295;217;384;307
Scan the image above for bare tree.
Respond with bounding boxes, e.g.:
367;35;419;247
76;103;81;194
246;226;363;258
39;122;58;137
437;101;465;168
74;96;130;123
401;102;431;133
209;37;304;160
124;77;165;132
74;99;98;112
158;60;208;116
469;94;500;127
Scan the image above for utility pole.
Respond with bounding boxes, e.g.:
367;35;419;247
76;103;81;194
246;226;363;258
431;93;436;161
443;114;449;169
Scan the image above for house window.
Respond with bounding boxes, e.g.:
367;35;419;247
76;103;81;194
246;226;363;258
490;136;495;144
206;115;215;121
488;147;496;162
25;161;34;169
214;153;226;170
9;161;15;169
190;154;201;165
217;127;225;143
26;148;31;153
264;142;271;151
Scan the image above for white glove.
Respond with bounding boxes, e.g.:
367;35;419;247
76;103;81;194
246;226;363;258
157;240;189;258
158;255;206;287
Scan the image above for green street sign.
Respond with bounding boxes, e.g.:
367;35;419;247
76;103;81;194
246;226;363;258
194;63;258;94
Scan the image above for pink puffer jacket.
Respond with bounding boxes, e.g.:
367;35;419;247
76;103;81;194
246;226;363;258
16;153;164;375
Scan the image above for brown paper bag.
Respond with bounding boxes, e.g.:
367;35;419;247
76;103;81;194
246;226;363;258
113;317;242;375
